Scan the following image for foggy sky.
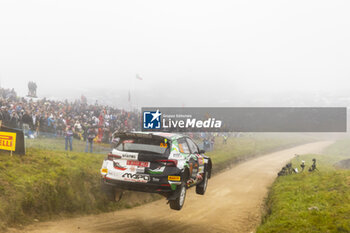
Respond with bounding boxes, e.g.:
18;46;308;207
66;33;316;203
0;0;350;107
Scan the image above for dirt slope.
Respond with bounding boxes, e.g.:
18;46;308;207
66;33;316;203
10;141;332;233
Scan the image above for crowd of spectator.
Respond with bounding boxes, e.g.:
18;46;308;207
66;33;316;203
0;88;236;153
0;88;140;147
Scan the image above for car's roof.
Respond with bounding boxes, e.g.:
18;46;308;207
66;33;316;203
113;131;183;140
150;132;183;140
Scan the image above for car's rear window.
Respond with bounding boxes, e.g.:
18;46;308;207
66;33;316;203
114;137;170;154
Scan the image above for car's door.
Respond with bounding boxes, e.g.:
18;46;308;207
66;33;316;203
186;137;205;180
177;137;197;181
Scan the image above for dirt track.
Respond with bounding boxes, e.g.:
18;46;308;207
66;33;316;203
11;141;332;233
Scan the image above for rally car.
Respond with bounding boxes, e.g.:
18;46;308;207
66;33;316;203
100;132;212;210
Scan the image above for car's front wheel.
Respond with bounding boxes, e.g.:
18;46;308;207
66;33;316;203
169;181;187;210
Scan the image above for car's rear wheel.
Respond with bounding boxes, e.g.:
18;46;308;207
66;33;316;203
196;170;208;195
169;181;187;210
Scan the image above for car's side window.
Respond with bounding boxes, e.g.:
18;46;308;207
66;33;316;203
186;138;199;154
177;138;190;154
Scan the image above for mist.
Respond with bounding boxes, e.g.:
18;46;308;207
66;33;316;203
1;0;350;108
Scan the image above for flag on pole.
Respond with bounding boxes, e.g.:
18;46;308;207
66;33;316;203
136;74;143;80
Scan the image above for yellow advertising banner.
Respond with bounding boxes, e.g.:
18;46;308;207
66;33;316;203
0;131;16;151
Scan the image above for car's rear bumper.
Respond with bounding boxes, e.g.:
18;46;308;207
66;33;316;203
102;176;178;193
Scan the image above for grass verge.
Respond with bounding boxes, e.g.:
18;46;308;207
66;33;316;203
257;139;350;233
26;137;111;153
0;148;159;230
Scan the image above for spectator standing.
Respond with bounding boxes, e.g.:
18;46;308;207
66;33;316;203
85;125;96;153
0;106;10;125
203;138;210;151
65;125;74;151
22;110;33;136
210;136;215;151
223;135;228;144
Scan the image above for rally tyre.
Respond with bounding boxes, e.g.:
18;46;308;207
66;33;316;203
196;170;208;195
169;182;187;210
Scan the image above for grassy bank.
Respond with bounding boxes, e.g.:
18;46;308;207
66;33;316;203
0;148;160;230
26;137;111;153
0;134;313;230
257;139;350;233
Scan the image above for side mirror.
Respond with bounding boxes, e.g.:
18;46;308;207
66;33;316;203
199;149;205;154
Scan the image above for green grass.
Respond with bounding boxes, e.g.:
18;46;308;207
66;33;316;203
257;139;350;233
0;133;313;230
0;148;159;230
26;137;111;153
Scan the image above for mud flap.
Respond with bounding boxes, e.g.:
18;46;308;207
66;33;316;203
167;185;181;201
167;170;188;201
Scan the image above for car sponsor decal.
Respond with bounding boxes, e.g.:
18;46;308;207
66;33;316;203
127;160;150;167
0;132;16;151
148;169;163;175
136;167;145;173
160;142;167;148
101;168;108;174
169;151;183;159
198;166;204;173
113;150;139;160
168;176;181;181
196;154;204;165
123;140;134;143
107;170;120;177
198;158;204;165
171;142;179;152
113;161;127;170
129;166;136;172
122;173;150;183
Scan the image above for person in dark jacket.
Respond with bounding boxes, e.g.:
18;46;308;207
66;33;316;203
85;125;96;153
0;106;10;126
22;111;33;134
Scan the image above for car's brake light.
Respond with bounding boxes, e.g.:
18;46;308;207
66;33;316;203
107;153;121;160
156;159;178;167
